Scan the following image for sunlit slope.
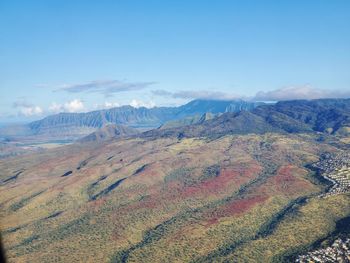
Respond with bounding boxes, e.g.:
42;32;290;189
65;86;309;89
0;134;349;262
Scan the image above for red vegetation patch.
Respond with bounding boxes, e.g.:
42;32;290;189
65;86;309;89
90;198;106;212
222;195;268;216
267;165;314;196
182;185;201;196
131;197;159;210
182;162;262;197
130;163;165;185
125;192;160;211
204;217;219;227
201;193;268;225
275;165;296;184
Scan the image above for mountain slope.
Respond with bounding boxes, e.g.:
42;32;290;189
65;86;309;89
0;100;263;142
270;99;350;134
143;98;350;140
1;98;350;262
1;130;349;262
143;111;282;139
78;124;139;143
159;112;219;129
174;99;263;117
28;99;263;132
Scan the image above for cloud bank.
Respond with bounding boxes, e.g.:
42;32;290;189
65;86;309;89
93;101;121;110
49;99;85;113
56;80;156;96
9;85;350;120
254;86;350;101
152;90;241;100
13;101;43;117
130;99;156;108
153;86;350;102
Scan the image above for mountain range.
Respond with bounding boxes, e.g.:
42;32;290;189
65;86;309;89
1;98;350;262
1;98;350;146
0;100;263;142
78;124;139;143
143;98;350;139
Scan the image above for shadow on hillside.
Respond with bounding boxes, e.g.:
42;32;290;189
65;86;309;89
0;234;7;263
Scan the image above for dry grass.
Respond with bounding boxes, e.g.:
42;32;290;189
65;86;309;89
0;133;347;262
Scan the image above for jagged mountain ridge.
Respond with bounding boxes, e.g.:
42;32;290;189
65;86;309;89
78;124;139;143
0;100;263;142
2;98;350;143
159;112;219;129
142;98;350;139
29;99;263;133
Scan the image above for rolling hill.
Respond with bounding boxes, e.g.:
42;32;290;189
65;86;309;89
1;98;350;262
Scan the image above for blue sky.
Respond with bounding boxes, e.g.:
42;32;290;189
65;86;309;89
1;0;350;121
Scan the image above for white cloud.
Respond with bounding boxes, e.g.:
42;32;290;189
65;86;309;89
153;86;350;102
13;101;43;117
64;99;85;112
55;80;156;96
104;101;120;108
49;99;85;113
92;101;120;110
130;99;156;108
20;106;43;116
48;102;62;113
152;89;242;100
254;86;350;101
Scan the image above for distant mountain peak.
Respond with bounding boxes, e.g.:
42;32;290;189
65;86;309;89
141;98;350;140
79;124;139;143
0;99;264;142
